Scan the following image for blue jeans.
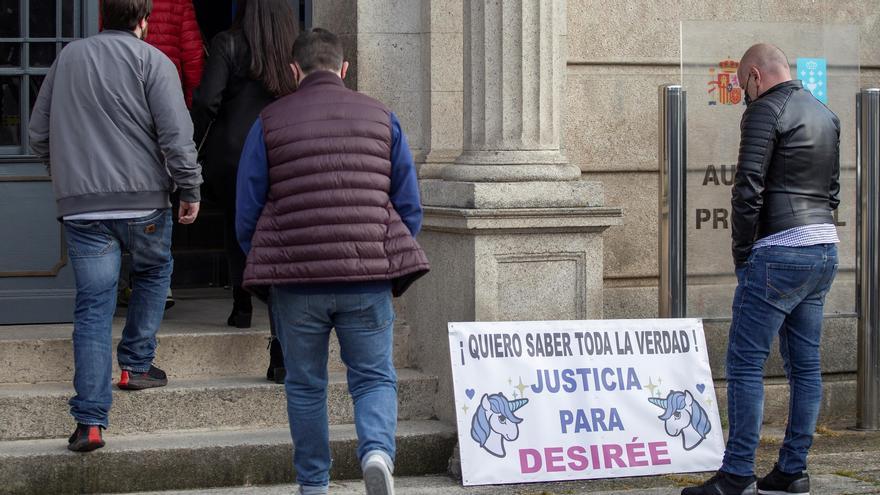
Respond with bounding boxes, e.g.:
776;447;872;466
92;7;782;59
721;244;838;476
63;209;174;428
270;288;398;492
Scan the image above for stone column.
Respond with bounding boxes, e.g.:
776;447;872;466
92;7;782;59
407;0;622;427
442;0;581;182
418;0;464;180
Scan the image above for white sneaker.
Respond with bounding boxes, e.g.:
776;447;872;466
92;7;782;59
297;484;328;495
362;452;394;495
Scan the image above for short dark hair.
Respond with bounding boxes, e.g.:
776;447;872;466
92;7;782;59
102;0;153;32
293;28;344;74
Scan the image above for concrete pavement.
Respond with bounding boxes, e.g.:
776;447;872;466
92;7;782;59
108;424;880;494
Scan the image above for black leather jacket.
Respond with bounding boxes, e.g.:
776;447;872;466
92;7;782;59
731;80;841;265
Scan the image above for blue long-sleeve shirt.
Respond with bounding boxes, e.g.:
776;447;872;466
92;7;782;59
235;112;423;292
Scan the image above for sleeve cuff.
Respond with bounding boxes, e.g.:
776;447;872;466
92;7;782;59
179;187;201;203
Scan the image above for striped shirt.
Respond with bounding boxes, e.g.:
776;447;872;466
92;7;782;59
752;223;840;250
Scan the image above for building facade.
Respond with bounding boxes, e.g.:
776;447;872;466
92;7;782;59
1;0;877;422
312;0;878;424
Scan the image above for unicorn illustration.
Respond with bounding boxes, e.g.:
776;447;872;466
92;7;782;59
648;390;711;451
470;392;528;458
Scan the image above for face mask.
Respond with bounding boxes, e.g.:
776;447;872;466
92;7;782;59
743;73;754;106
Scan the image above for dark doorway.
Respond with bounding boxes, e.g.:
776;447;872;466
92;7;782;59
170;1;238;289
171;0;311;289
193;0;235;43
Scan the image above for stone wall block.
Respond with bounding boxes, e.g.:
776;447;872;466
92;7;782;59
358;0;422;33
356;33;423;92
426;91;464;151
372;90;426;152
429;32;464;92
565;67;675;173
426;0;463;34
312;0;358;34
587;171;658;278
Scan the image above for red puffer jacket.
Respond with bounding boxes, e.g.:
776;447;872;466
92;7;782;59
144;0;204;108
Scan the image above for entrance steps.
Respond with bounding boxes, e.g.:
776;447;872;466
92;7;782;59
1;422;456;495
0;291;455;494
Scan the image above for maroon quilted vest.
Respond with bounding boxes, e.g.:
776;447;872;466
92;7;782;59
242;71;429;296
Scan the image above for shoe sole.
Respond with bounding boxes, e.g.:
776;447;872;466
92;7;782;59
363;462;393;495
758;491;809;495
67;441;105;453
117;379;168;391
228;315;252;328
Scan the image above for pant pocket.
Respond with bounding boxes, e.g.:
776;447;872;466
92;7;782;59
358;292;395;330
765;262;815;310
64;221;116;258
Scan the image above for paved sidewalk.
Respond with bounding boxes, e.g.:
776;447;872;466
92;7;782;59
113;473;880;494
111;424;880;494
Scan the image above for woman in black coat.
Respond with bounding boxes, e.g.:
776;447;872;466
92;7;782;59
191;0;297;382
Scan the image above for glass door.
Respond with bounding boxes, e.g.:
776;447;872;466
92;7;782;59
680;21;859;318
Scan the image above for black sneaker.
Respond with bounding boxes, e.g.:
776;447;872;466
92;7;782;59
682;471;757;495
117;365;168;390
227;308;252;329
267;337;285;384
67;424;105;452
758;464;810;494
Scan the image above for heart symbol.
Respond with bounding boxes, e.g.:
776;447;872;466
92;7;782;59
806;83;818;92
696;384;706;394
465;389;476;400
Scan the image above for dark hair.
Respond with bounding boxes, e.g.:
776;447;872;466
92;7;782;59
102;0;152;31
236;0;298;97
293;28;344;74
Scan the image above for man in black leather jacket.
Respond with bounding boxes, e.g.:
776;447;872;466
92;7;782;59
684;44;841;495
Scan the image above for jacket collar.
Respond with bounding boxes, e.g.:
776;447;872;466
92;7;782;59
761;79;802;98
99;29;139;38
298;70;346;90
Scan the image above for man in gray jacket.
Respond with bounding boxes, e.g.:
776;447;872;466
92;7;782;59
28;0;202;452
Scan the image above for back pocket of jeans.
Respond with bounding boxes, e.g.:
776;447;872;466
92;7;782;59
766;262;815;307
358;293;395;330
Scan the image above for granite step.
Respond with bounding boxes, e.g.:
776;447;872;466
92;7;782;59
0;294;413;384
0;420;458;495
0;369;437;441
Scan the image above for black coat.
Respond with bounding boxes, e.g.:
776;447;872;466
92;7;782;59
732;80;841;265
191;29;276;208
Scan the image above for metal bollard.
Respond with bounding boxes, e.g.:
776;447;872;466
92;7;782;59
658;85;687;319
857;88;880;431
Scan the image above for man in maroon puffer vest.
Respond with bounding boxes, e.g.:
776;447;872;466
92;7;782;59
144;0;204;108
236;28;429;495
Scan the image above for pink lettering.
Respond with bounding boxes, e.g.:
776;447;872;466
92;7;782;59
648;441;672;465
567;446;589;471
545;447;565;472
519;448;542;473
590;444;601;469
626;437;649;467
602;443;626;468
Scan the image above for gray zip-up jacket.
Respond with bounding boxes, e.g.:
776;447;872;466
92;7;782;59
29;30;202;217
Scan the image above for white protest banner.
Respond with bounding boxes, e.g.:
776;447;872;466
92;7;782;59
448;319;724;486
